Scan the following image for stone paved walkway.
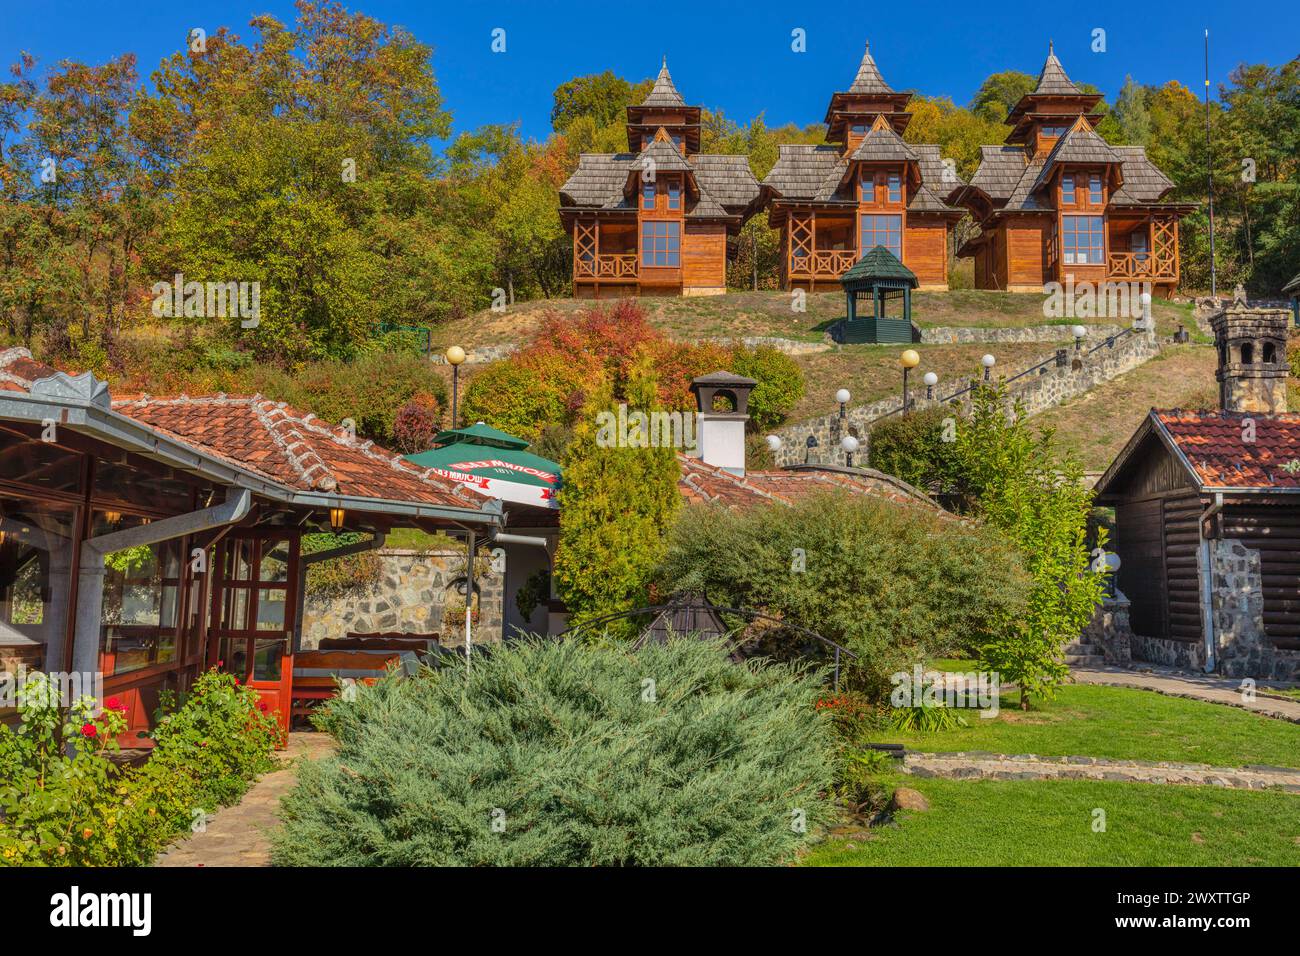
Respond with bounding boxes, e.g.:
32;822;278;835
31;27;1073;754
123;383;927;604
904;751;1300;791
155;732;334;867
1071;665;1300;724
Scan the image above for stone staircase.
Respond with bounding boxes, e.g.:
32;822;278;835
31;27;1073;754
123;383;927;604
1064;631;1107;668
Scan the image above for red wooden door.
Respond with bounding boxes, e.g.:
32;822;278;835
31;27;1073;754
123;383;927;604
208;531;300;740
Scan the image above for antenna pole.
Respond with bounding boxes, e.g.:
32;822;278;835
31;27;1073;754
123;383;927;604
1204;28;1217;297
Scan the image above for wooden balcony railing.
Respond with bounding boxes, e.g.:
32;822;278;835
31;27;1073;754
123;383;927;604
576;253;638;280
1108;252;1177;282
790;250;857;279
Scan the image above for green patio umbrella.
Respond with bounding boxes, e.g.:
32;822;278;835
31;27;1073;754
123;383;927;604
404;422;561;509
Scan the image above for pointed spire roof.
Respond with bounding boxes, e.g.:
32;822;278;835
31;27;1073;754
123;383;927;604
641;56;687;107
848;41;893;94
1034;41;1082;95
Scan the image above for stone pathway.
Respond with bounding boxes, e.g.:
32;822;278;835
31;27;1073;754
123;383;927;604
1071;664;1300;724
155;732;334;867
904;751;1300;792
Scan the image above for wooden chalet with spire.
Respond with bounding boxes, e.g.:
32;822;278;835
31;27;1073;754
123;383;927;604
955;43;1195;295
761;43;966;292
558;59;762;298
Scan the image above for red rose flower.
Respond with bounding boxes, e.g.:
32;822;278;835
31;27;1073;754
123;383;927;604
80;723;98;739
106;696;126;713
258;701;268;712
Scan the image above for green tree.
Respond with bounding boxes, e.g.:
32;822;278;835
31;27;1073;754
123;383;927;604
1113;75;1151;145
970;70;1035;123
954;382;1108;709
550;70;648;133
553;358;681;627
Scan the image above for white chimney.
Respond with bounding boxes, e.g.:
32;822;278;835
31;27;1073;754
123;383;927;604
689;371;757;476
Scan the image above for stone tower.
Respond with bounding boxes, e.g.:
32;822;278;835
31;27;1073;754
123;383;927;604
1210;303;1290;414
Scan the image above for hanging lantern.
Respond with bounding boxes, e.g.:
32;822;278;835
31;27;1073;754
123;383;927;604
329;506;346;532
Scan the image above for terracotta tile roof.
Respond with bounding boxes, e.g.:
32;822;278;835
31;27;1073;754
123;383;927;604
0;347;59;393
1155;410;1300;490
676;454;950;514
112;395;481;506
0;348;481;508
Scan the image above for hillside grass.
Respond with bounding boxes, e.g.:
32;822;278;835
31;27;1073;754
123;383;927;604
804;775;1300;866
1033;344;1220;470
436;290;1195;351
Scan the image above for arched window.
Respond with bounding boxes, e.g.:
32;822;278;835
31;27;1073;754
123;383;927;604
1241;342;1254;364
1263;341;1276;364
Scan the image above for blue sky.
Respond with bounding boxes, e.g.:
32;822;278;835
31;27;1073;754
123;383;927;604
2;0;1297;148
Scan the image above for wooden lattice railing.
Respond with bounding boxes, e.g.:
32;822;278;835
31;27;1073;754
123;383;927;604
575;253;638;279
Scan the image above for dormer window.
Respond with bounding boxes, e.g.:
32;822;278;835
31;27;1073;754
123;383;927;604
1062;175;1075;204
1089;173;1103;204
887;173;901;203
851;123;868;135
667;181;681;210
642;181;655;210
1041;125;1068;138
860;173;875;202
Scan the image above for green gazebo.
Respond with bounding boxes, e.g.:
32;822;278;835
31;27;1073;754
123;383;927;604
1285;271;1300;328
836;245;918;344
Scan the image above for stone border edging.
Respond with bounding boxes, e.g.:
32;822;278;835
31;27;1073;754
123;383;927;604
902;751;1300;791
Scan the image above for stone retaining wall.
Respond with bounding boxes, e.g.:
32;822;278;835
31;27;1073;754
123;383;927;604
918;324;1126;345
772;329;1161;468
301;549;503;649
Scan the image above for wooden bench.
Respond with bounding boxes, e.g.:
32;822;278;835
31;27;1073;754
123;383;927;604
290;650;404;718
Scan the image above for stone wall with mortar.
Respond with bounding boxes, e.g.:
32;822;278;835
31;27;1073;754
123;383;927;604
1211;539;1300;680
772;329;1161;468
918;324;1126;345
1081;591;1133;665
301;549;503;649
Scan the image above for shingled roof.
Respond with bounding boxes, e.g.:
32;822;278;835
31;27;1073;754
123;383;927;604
849;124;919;164
848;42;893;94
638;135;693;174
690;154;762;208
641;57;687;107
842;245;917;286
1285;272;1300;297
1032;121;1119;190
559;153;639;208
1033;43;1082;96
1109;146;1176;204
764;142;962;211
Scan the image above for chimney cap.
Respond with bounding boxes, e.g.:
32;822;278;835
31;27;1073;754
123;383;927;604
689;370;758;390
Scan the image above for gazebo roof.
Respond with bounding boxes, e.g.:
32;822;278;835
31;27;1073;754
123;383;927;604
1283;271;1300;297
840;245;918;289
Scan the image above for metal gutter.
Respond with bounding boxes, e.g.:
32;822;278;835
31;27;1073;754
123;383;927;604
1198;492;1225;673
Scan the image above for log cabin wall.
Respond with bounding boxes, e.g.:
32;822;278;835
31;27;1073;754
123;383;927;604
1219;502;1300;653
1108;438;1204;646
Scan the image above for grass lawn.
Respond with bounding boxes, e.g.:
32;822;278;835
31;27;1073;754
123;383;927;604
1033;344;1220;470
804;775;1300;866
873;683;1300;769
